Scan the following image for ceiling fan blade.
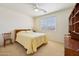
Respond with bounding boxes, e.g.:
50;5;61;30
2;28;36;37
39;8;47;12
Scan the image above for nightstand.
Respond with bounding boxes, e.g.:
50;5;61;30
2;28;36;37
2;32;13;47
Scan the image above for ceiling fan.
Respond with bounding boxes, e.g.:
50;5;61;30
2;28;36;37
32;3;47;13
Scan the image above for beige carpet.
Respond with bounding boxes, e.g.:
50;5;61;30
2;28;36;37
0;41;64;56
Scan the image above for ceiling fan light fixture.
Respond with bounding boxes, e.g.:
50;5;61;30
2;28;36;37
34;8;39;12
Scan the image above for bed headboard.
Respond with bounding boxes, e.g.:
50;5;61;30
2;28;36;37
14;29;31;41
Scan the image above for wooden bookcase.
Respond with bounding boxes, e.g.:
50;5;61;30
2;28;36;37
65;3;79;56
69;3;79;41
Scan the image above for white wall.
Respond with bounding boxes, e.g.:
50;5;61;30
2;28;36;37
34;7;74;43
0;7;33;46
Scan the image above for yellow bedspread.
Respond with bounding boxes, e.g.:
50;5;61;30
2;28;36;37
16;31;48;54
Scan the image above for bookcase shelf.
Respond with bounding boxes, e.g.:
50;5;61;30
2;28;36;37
69;4;79;34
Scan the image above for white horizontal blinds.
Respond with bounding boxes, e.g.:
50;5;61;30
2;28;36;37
40;16;56;31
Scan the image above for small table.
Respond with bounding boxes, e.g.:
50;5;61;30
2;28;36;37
2;32;13;47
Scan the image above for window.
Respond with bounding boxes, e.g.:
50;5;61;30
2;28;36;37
40;16;56;31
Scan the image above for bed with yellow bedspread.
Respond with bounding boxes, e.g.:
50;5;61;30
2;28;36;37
16;31;48;54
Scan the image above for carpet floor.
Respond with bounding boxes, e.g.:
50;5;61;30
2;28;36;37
0;41;64;56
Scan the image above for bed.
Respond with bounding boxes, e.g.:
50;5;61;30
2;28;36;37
14;29;48;54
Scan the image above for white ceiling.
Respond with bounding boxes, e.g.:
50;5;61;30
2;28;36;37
0;3;75;17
